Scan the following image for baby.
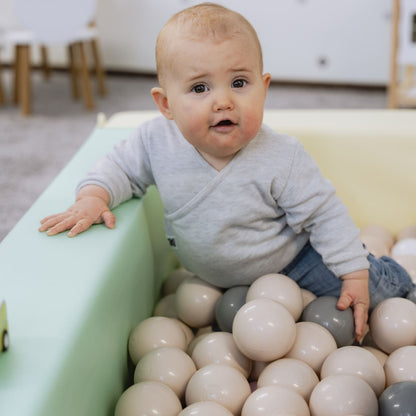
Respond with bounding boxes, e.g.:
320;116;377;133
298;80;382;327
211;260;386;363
39;3;414;340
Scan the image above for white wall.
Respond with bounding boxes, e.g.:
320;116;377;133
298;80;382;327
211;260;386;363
1;0;393;85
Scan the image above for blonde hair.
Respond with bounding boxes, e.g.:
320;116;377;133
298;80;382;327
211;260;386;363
155;2;264;87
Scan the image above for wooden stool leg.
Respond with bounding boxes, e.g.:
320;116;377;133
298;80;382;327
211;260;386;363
40;46;51;80
18;45;32;116
68;44;80;100
77;41;94;110
13;45;21;104
388;0;400;109
0;55;5;105
90;38;107;96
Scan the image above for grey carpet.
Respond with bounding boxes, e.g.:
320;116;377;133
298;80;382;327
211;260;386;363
0;70;387;242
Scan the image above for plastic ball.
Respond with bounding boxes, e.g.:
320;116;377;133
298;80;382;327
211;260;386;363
391;238;416;257
257;357;319;401
134;347;196;398
362;346;389;367
178;401;234;416
285;321;337;374
175;276;222;328
232;298;296;362
114;381;182;416
215;286;249;332
191;331;252;378
369;297;416;353
128;317;187;365
361;225;394;251
246;273;304;321
301;295;355;348
241;385;310;416
171;318;195;346
301;288;317;308
163;267;195;295
309;374;378;416
397;225;416;241
392;254;416;283
360;233;391;258
185;364;251;416
320;346;385;396
153;293;178;318
384;346;416;386
379;381;416;416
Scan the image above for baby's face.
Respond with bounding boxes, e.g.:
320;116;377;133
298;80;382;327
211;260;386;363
160;34;271;168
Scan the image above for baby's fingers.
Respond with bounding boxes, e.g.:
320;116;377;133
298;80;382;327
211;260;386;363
39;213;70;232
45;216;80;236
67;218;95;237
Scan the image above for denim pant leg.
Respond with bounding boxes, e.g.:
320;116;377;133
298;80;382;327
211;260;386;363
281;242;415;311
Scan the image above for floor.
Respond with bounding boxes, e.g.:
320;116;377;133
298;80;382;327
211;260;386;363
0;70;388;242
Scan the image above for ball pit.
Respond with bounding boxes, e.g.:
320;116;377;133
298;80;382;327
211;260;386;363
115;222;416;415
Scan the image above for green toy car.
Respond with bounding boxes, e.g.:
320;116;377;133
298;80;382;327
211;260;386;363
1;300;9;352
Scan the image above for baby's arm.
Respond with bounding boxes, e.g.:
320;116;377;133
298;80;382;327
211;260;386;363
337;269;370;341
39;185;115;237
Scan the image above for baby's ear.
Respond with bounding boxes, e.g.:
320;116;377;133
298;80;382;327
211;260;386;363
151;87;173;120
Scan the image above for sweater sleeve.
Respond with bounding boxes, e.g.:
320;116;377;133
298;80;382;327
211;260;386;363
274;141;369;277
76;125;155;209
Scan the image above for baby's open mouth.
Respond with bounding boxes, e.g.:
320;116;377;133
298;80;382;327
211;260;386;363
215;120;234;126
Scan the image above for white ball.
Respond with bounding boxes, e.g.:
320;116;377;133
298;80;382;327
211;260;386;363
134;347;196;399
128;317;187;365
320;346;385;396
369;297;416;353
179;402;233;416
362;346;388;367
257;357;319;401
191;331;252;378
175;276;222;328
392;254;416;283
391;238;416;257
114;381;182;416
246;273;304;321
309;375;378;416
185;364;251;416
384;345;416;386
232;298;296;362
241;385;310;416
285;321;337;374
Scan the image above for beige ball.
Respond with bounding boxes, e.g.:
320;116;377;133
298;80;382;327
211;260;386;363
134;347;196;399
369;297;416;353
285;321;337;374
191;331;252;378
360;225;394;250
241;385;310;416
114;381;182;416
392;254;416;282
384;345;416;386
246;273;304;321
232;298;296;362
301;288;317;308
362;346;388;367
178;402;234;416
175;276;222;328
258;357;319;401
397;225;416;241
320;346;385;396
153;294;178;318
185;364;251;416
163;267;195;295
128;317;187;365
309;375;378;416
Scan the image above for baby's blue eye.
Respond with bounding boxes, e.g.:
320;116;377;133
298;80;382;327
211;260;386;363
232;79;247;88
192;84;208;93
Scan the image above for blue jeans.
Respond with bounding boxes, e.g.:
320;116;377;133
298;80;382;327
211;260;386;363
281;242;415;311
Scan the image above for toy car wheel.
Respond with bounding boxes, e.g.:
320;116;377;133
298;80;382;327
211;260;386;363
2;330;9;351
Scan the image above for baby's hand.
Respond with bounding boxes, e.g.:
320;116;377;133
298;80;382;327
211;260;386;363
337;269;370;341
39;185;115;237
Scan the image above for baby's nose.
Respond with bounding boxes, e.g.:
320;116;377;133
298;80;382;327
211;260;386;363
213;90;234;111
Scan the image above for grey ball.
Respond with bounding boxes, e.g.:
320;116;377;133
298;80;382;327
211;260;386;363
215;286;249;333
379;381;416;416
300;295;355;347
